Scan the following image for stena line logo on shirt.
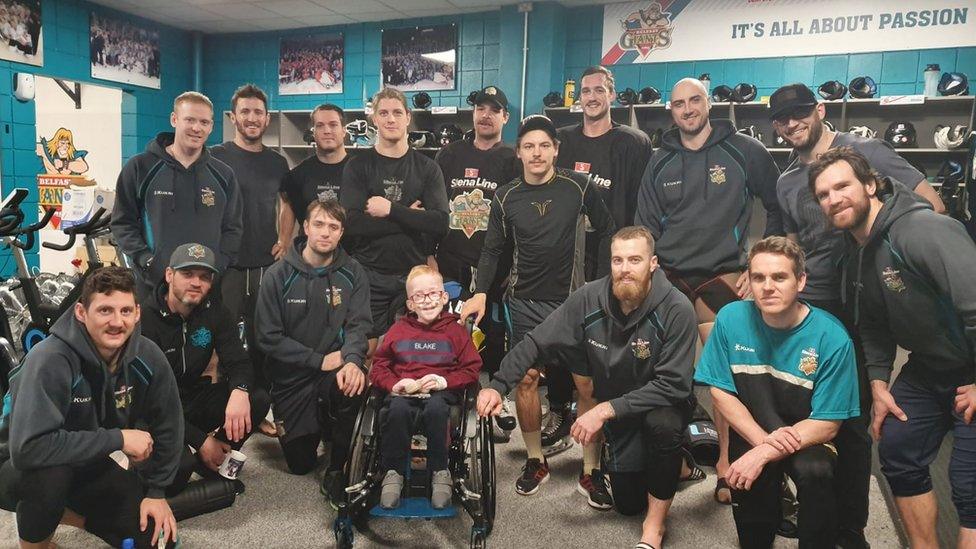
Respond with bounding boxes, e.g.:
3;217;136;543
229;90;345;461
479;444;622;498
383;178;403;202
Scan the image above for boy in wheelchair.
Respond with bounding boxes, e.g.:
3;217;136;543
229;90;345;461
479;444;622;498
368;265;482;510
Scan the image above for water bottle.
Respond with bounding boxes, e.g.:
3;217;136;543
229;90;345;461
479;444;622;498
563;79;576;107
924;64;940;97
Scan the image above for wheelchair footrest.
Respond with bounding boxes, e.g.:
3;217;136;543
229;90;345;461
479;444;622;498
369;497;457;519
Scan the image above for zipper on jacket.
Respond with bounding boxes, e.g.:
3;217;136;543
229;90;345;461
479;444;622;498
181;320;188;379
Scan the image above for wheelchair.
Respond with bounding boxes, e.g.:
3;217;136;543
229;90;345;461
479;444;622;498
333;381;496;548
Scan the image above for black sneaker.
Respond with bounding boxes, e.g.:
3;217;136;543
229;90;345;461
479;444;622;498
515;458;550;496
321;469;346;510
541;405;574;447
835;529;871;549
577;469;613;510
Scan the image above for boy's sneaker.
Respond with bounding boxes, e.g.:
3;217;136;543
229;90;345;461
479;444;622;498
496;397;517;431
515;458;550;496
577;469;613;510
430;469;453;509
380;470;404;509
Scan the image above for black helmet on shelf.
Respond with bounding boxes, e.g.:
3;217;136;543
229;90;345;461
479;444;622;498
938;72;969;96
466;90;479;106
649;128;664;148
412;92;432;110
732;82;757;103
934;124;970;150
711;85;733;103
773;133;791;148
408;130;437;149
344;119;376;146
302;128;314;145
823;120;836;132
463;129;475;141
848;125;877;139
617;87;639;106
818;80;847;100
543;91;563;108
848;76;877;98
737;125;763;142
638;86;662;104
884;121;917;148
437;124;464;147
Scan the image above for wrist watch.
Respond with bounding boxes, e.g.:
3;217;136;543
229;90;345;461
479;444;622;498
234;383;249;394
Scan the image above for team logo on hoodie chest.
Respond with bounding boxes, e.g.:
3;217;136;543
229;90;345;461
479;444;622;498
709;165;726;185
882;267;906;293
631;338;651;359
325;286;343;307
201;186;215;207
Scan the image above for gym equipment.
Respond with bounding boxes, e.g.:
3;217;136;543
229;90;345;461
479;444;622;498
817;80;847;101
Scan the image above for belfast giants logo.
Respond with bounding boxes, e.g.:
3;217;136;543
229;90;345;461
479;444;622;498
190;326;212;348
617;2;674;57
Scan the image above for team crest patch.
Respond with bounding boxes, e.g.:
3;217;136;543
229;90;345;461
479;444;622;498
317;188;338;201
465;167;479;178
201;187;215;207
114;385;132;409
798;347;819;376
615;2;674;59
187;244;206;259
531;199;553;216
330;286;342;307
449;189;491;238
484;86;497;96
574;162;591;174
709;165;726;185
190;327;212;349
882;267;906;293
383;179;403;202
632;338;651;359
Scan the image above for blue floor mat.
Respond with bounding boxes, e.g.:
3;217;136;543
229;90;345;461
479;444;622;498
369;497;457;519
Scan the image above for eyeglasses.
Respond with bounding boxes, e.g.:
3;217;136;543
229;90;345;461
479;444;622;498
772;105;815;125
408;290;445;304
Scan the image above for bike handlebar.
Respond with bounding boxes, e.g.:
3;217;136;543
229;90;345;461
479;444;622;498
42;208;109;251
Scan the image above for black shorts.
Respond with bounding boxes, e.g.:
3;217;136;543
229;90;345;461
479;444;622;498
664;269;740;315
504;297;562;350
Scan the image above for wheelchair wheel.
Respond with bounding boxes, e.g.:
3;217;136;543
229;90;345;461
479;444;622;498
346;399;378;503
479;417;496;534
470;529;486;549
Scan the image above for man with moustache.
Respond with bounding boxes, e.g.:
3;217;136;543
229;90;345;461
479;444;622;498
339;88;449;350
434;85;519;440
635;77;783;504
139;244;271;491
547;65;653;450
279;104;349;244
112;91;243;298
810;147;976;549
255;199;370;509
477;226;697;548
210;85;289;401
462;115;615;504
769;83;945;548
695;236;860;548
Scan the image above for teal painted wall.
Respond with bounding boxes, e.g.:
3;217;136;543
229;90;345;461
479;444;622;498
0;0;193;276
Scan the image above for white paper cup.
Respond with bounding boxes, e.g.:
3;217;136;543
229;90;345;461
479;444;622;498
218;450;247;480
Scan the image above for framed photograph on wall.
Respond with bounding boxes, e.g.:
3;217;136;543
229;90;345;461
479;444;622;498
0;0;43;66
90;12;160;89
381;24;456;92
279;33;344;95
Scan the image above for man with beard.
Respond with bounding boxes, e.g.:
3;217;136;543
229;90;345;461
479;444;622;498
695;236;860;549
210;85;288;409
810;147;976;549
769;83;945;548
254;199;370;509
547;66;653;450
635;77;784;505
279;104;348;243
461;115;615;504
339;88;449;352
140;244;272;491
434;85;519;441
112;91;243;298
477;226;697;547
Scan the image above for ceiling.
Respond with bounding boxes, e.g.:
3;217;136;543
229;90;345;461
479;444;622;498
87;0;618;34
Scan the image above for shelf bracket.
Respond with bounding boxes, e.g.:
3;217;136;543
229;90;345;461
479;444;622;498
54;79;81;109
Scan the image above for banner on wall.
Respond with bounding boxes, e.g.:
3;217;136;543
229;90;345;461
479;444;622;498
279;33;344;95
90;12;160;89
601;0;976;65
0;0;42;66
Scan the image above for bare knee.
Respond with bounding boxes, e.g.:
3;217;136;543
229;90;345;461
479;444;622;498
517;369;540;391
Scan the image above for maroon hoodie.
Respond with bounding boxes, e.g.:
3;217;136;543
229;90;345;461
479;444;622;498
369;312;482;392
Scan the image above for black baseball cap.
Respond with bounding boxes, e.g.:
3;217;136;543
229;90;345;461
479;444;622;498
768;83;818;121
169;243;218;272
517;114;557;141
474;85;508;110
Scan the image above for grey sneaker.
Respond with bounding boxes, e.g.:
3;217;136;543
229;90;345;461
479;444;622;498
380;470;404;509
431;469;453;509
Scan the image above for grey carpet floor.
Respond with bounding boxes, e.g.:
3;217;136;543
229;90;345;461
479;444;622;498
1;425;903;548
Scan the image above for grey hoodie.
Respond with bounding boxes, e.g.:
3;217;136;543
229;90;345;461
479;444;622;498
490;269;698;417
843;178;976;387
635;120;783;274
254;238;371;441
0;310;183;498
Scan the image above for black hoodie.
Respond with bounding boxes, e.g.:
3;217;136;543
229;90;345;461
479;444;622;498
0;310;183;498
635;119;783;275
111;133;244;287
843;179;976;387
254;239;371;441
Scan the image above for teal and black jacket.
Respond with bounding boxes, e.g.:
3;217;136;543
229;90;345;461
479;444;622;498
842;179;976;388
0;310;183;498
111;132;243;287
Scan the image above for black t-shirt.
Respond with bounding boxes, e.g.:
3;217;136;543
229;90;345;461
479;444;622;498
210;142;289;268
339;148;449;276
555;123;653;228
280;154;348;225
435;139;520;267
